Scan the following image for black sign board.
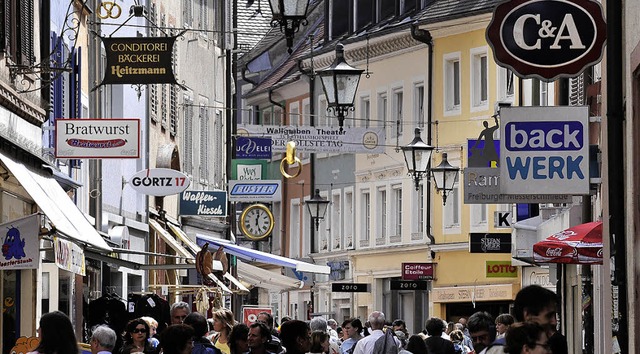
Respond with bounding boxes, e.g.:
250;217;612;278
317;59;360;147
390;280;428;291
331;283;370;293
99;36;179;86
469;233;511;253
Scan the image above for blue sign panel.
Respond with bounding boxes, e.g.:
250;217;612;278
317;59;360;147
228;180;282;202
180;190;227;216
235;137;272;159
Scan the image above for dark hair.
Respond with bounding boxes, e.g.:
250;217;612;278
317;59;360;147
496;313;515;326
467;312;496;341
280;320;310;350
405;334;428;354
310;330;329;352
504;322;546;354
123;318;150;344
160;324;194;354
513;285;558;321
35;311;79;354
258;311;274;327
250;321;271;339
392;319;406;328
425;317;446;336
341;318;363;332
184;311;208;338
229;323;250;354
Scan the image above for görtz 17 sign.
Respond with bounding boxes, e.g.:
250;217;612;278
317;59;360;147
128;168;191;196
402;263;435;281
55;119;140;158
486;0;606;80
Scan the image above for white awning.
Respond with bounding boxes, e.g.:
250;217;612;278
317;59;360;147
237;260;303;291
149;219;194;261
0;151;111;251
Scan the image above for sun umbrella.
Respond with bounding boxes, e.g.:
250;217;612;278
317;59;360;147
533;221;603;264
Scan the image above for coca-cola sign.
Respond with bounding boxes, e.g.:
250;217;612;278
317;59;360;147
545;247;564;257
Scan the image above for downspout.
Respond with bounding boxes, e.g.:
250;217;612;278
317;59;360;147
242;66;259;86
269;89;286;109
411;24;436;245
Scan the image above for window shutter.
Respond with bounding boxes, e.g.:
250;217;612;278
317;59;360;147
18;0;34;64
170;84;177;136
569;74;585;106
183;96;193;174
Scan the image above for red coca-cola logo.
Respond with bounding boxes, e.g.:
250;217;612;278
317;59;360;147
596;248;603;257
546;248;564;257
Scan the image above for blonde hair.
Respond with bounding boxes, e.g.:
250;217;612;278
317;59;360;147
213;309;236;334
140;316;158;329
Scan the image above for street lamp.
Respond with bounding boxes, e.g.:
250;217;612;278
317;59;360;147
402;128;435;191
306;189;329;231
318;43;364;131
431;152;459;206
268;0;310;54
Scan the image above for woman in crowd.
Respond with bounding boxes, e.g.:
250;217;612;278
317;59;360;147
504;322;551;354
495;313;515;339
308;331;329;354
28;311;79;354
450;330;472;354
141;316;160;349
159;324;194;354
211;308;236;354
120;318;153;354
228;323;250;354
339;318;363;354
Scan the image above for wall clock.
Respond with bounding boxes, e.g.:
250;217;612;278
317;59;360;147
239;203;274;240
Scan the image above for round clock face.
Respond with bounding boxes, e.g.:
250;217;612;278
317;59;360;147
240;204;274;240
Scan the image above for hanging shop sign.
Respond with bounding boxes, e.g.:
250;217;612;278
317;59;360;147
232;160;268;181
242;307;272;326
237;124;385;154
128;168;191;196
55;119;140;158
54;236;86;276
229;180;281;202
235;137;272;159
180;190;227;217
99;36;179;87
401;262;435;281
0;214;39;270
486;0;606;80
390;280;428;291
470;233;512;253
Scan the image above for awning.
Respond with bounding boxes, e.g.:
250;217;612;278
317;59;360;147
533;221;603;264
196;234;330;274
149;219;194;261
237;260;303;291
0;151;111;251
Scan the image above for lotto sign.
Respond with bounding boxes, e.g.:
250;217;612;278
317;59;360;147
242;307;271;326
499;106;589;195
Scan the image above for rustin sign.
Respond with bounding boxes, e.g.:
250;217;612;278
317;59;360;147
401;263;434;281
486;0;606;80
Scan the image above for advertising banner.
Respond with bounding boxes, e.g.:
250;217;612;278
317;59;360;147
235;137;272;159
0;214;39;270
55;119;140;158
237;124;385;154
180;190;227;217
232;160;267;180
54;236;86;276
242;307;271;326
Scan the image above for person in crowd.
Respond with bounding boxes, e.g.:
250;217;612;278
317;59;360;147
28;311;79;354
450;330;472;354
257;312;282;353
423;317;456;354
339;318;363;354
495;314;515;340
309;331;330;354
184;312;221;354
229;323;250;354
392;319;409;338
468;312;502;354
121;318;154;354
171;302;191;325
210;309;236;354
279;320;311;354
352;311;399;354
454;323;474;353
248;322;276;354
446;322;456;336
310;317;339;354
159;324;194;354
141;316;160;349
513;285;567;354
458;318;471;337
277;317;291;333
327;319;339;341
504;322;551;354
403;334;428;354
91;326;118;354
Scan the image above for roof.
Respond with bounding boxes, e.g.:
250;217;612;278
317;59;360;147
414;0;504;24
236;0;273;56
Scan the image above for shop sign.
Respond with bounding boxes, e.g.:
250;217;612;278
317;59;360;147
128;168;191;196
522;267;555;291
500;106;589;195
99;36;179;86
486;261;518;278
237;124;385;154
229;180;281;202
180;190;227;216
331;283;370;292
431;284;515;303
401;262;434;280
232;160;267;181
55;119;140;158
486;0;607;80
235;137;272;159
390;280;428;291
0;214;38;270
242;307;271;326
54;236;86;276
470;233;511;253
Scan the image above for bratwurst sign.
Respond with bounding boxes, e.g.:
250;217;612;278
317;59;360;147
99;36;178;86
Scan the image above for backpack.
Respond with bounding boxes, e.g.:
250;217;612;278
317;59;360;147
373;330;399;354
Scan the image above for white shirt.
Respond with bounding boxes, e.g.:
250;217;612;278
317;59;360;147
352;329;385;354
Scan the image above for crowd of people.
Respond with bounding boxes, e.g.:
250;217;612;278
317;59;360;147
26;285;565;354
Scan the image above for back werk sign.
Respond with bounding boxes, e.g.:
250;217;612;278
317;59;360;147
99;36;179;86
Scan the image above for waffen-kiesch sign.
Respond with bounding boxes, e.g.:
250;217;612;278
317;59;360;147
99;36;178;86
55;119;140;158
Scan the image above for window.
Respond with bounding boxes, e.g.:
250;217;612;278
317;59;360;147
412;184;424;239
361;191;370;242
377;0;395;21
290;201;301;258
392;89;403;137
356;0;373;31
377;91;388;133
330;0;351;40
377;188;387;242
345;190;354;248
273;107;283;125
213;111;223;186
183;0;193;27
471;47;489;110
360;95;371;128
470;204;488;231
261;108;272;125
318;97;328;127
392;186;402;236
443;185;460;230
302;99;310;126
199;103;210;183
183;95;194;174
289;102;300;126
444;53;461;115
497;67;515;102
0;0;34;65
170;85;178;136
414;83;425;128
199;0;208;30
332;192;342;250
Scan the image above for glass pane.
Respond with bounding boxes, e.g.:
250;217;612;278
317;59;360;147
336;74;360;105
283;0;308;16
481;56;488;101
320;76;336;105
453;61;460;105
3;270;18;353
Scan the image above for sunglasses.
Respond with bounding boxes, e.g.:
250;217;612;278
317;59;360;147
132;328;147;334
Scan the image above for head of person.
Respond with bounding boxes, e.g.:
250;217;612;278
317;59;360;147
280;316;292;325
392;319;407;334
514;285;559;333
248;322;271;350
425;317;446;337
467;311;496;353
449;329;465;344
183;312;209;339
35;311;79;354
310;330;329;353
309;316;328;332
368;311;386;330
124;318;150;345
257;311;274;330
342;318;363;339
406;334;428;354
140;316;159;338
505;322;551;354
90;326;117;354
280;320;311;354
446;321;455;334
496;313;516;335
211;308;236;336
458;317;468;328
229;323;250;354
327;318;338;330
159;324;194;354
454;323;465;332
170;301;191;324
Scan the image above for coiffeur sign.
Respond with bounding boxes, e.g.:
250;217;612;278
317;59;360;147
99;36;179;86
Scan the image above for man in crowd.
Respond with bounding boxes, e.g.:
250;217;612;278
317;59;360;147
90;326;117;354
279;320;311;354
424;317;456;354
257;312;283;353
353;311;399;354
514;285;568;354
248;321;276;354
467;311;503;354
184;312;221;354
170;301;191;324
